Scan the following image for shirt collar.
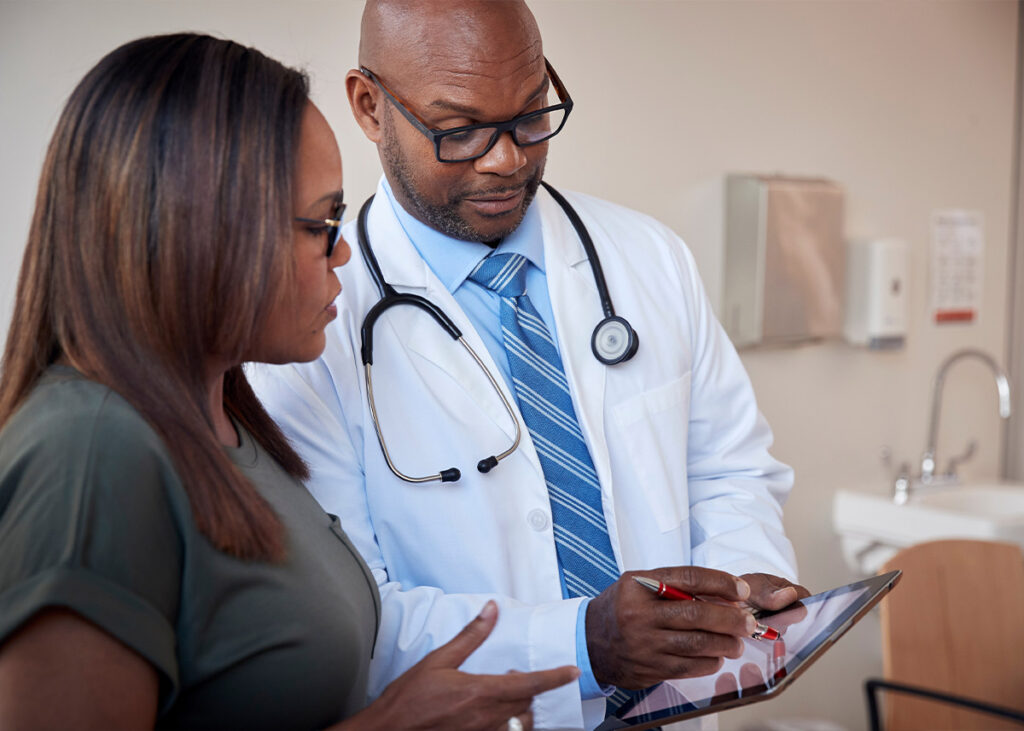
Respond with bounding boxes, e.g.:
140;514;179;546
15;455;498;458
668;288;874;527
381;177;545;295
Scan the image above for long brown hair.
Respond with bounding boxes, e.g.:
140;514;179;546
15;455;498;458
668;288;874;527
0;33;313;560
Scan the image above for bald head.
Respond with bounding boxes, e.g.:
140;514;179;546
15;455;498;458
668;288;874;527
359;0;542;84
348;0;557;243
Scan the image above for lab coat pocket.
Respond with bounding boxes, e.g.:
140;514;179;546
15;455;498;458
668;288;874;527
612;373;691;533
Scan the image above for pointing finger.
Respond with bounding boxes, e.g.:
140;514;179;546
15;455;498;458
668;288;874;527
486;664;581;699
423;600;498;669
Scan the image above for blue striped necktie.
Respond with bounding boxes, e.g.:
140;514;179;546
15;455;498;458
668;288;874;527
468;252;620;596
469;252;648;719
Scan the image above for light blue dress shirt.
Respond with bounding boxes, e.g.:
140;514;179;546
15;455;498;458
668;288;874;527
380;179;608;700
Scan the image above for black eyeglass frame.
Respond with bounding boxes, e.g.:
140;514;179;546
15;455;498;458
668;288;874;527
295;199;347;258
360;59;573;163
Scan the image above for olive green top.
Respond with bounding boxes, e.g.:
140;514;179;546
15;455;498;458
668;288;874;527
0;366;380;730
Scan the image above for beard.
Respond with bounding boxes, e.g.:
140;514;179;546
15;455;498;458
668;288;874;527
380;109;544;243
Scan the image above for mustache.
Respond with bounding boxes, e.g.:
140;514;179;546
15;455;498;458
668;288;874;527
449;166;543;205
455;184;527;201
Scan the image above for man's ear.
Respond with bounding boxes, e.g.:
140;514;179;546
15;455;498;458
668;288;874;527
346;69;382;143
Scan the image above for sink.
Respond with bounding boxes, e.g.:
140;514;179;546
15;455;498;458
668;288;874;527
918;486;1024;515
833;482;1024;574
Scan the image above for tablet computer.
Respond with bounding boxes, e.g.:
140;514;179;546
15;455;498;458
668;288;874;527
597;570;903;730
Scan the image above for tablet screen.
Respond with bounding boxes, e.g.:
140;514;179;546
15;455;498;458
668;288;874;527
598;571;902;730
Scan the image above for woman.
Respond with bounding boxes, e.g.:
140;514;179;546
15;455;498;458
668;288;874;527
0;33;577;730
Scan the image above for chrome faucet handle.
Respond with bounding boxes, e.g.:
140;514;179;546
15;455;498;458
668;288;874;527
920;451;936;483
893;461;912;505
944;440;977;478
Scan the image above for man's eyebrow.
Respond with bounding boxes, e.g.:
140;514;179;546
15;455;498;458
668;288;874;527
426;76;551;117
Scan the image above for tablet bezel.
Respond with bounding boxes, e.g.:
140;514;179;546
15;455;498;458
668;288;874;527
598;570;903;730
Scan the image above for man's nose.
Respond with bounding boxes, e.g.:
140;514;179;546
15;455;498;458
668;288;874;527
331;233;352;268
472;131;526;176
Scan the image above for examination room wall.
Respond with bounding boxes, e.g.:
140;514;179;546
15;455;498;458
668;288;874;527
0;1;1019;729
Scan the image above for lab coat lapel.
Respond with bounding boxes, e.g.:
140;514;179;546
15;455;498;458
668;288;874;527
539;190;614;505
365;190;542;476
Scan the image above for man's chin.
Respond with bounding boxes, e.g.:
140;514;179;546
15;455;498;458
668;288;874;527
459;205;529;243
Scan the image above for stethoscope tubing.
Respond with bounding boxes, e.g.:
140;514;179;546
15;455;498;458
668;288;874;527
357;196;521;483
363;343;522;483
539;181;615;319
355;183;637;483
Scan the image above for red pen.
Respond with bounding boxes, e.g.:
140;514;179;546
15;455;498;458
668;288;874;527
632;575;782;641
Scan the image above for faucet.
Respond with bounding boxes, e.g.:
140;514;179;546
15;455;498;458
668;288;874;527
919;348;1012;484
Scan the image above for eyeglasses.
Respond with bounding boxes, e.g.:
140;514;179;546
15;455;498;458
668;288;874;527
360;59;573;163
295;198;346;258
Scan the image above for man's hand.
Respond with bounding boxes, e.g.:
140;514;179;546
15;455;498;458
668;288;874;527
738;573;811;613
585;567;758;689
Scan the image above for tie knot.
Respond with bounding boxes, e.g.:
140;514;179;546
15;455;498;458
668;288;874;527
468;252;528;298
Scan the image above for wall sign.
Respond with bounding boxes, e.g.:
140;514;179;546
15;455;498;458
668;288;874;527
931;209;984;324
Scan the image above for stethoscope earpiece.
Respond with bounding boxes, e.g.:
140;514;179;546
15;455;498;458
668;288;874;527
477;456;499;473
591;316;639;365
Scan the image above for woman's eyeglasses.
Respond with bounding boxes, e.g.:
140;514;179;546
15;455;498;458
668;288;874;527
295;199;346;257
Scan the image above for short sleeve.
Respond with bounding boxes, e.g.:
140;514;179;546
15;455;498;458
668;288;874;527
0;379;186;701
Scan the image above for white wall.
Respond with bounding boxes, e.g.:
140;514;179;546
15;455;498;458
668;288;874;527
1;1;1019;729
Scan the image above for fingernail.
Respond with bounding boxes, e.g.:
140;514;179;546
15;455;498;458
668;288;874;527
772;586;795;598
735;579;751;600
745;614;757;635
478;600;497;621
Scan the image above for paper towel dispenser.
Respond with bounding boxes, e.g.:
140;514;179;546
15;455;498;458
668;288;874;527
723;174;845;348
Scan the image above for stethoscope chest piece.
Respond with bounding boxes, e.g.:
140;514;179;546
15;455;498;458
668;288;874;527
592;315;639;365
540;181;639;366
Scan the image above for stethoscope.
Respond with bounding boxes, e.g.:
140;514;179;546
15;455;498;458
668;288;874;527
357;181;639;484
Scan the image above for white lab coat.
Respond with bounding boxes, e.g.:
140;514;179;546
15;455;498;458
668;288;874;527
251;180;797;731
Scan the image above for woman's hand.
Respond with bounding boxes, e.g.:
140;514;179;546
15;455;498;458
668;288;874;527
340;601;580;731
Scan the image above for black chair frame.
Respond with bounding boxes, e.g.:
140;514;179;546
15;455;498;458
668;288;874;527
865;678;1024;731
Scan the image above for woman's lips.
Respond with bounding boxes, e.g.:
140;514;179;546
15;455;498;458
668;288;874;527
324;287;341;320
464;187;525;216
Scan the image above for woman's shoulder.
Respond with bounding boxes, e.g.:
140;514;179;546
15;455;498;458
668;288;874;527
0;366;185;511
0;368;186;695
6;366;167;453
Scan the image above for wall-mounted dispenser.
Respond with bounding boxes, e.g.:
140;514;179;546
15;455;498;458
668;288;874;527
723;175;845;348
843;237;908;349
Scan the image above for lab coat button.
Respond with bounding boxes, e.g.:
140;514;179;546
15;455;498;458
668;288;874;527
527;509;550;531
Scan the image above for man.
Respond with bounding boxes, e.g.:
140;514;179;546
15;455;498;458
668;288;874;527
252;1;807;728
